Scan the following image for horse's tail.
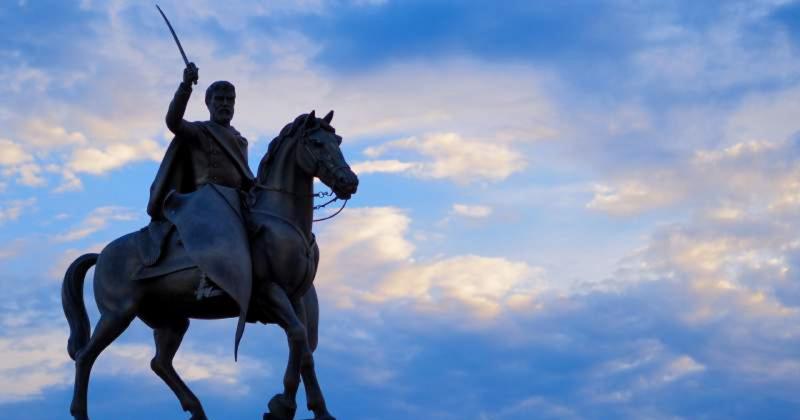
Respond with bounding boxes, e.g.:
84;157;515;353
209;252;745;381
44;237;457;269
62;253;98;360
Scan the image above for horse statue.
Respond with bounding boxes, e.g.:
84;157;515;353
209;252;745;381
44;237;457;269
62;110;358;420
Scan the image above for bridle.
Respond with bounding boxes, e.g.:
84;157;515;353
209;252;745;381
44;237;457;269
255;127;350;222
254;185;348;222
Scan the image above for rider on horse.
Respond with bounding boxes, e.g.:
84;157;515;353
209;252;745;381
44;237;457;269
145;62;255;357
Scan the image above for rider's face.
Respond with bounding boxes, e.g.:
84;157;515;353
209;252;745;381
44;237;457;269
208;88;235;125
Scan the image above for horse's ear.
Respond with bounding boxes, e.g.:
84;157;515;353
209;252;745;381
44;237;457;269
306;110;316;126
323;110;334;124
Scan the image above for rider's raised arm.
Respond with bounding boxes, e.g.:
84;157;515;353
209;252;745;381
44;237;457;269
165;63;201;138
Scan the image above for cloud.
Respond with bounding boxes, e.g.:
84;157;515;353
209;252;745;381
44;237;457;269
21;119;88;149
585;339;706;404
585;132;800;216
586;181;682;216
633;4;800;93
0;139;32;166
315;207;544;320
363;133;527;184
451;203;492;218
0;329;71;403
373;255;542;319
0;140;45;187
351;159;419;175
0;326;266;404
0;2;561;192
0;198;36;224
101;343;267;393
66;139;164;175
0;238;28;260
53;206;139;242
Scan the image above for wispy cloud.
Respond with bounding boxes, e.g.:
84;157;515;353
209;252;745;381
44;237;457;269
53;206;139;242
451;203;492;218
363;133;527;184
315;207;546;320
0;198;36;224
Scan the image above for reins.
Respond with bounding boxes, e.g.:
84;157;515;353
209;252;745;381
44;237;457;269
253;183;348;222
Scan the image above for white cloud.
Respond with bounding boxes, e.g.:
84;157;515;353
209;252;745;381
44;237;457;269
21;119;88;149
0;140;45;187
585;133;800;216
451;203;492;218
53;169;82;192
315;206;545;320
0;198;36;224
351;159;419;175
0;62;50;94
53;206;139;242
587;181;681;216
67;139;164;175
634;10;800;93
364;133;527;184
0;238;28;260
587;340;706;403
15;163;45;186
0;330;71;403
101;343;266;391
374;255;541;319
0;326;266;404
0;139;32;165
0;2;560;191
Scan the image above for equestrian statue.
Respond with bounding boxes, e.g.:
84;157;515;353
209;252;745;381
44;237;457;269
61;14;359;418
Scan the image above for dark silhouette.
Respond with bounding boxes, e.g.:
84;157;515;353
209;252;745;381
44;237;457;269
149;63;255;360
62;85;358;420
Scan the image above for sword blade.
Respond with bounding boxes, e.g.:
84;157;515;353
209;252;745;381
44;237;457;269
156;5;190;66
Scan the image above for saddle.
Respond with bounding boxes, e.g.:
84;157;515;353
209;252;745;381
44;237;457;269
133;220;195;280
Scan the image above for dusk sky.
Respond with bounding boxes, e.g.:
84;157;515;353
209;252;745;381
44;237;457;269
3;1;800;419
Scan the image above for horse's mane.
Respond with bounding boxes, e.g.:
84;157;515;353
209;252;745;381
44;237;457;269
257;113;310;184
256;112;335;184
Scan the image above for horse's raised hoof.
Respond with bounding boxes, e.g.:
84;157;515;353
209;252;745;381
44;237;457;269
190;413;208;420
265;393;297;420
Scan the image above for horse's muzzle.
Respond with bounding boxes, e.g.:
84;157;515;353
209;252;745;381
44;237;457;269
333;168;358;200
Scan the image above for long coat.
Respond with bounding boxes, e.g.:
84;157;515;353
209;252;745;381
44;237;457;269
146;120;255;359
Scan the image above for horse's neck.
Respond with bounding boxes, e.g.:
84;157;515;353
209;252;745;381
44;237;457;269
258;160;314;236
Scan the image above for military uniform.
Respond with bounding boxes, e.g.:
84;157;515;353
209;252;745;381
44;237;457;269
145;81;255;358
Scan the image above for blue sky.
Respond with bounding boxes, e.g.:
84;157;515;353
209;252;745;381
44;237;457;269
3;0;800;419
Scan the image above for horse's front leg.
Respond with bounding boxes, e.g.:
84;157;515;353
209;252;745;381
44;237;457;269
262;282;333;420
291;297;333;420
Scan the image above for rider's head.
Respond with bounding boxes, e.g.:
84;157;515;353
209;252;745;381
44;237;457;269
205;81;235;126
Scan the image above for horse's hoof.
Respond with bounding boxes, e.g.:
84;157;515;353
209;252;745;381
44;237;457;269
190;414;208;420
71;413;89;420
265;393;297;420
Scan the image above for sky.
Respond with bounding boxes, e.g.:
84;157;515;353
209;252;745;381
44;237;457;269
2;0;800;419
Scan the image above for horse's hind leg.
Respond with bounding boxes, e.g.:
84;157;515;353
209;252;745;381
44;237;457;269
70;313;134;420
151;318;207;420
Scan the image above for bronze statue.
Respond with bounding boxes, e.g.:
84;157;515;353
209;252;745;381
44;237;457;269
61;12;359;418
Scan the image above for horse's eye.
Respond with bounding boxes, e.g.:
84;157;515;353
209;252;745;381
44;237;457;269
310;137;323;146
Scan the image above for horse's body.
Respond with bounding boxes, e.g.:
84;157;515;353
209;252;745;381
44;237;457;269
62;111;357;420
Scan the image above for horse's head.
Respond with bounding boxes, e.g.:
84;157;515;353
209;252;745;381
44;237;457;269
257;110;358;201
294;110;359;200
